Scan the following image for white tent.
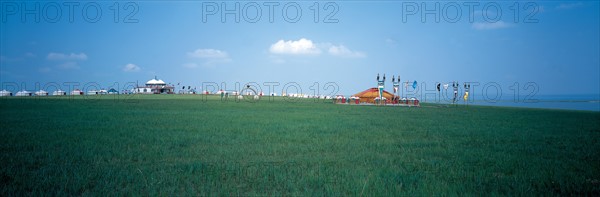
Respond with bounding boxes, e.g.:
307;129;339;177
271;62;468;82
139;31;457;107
87;90;99;95
52;90;66;96
35;90;48;96
107;88;119;94
0;90;11;96
98;89;108;95
71;89;83;95
16;90;32;96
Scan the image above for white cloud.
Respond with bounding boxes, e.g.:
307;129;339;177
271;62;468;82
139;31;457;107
328;45;366;58
472;21;511;30
122;63;141;72
185;49;231;68
187;49;229;59
385;38;397;46
268;55;286;64
556;2;583;10
47;52;88;61
38;67;52;73
25;52;36;58
204;58;232;68
269;38;321;55
271;58;285;64
182;63;199;68
0;55;21;62
58;62;79;69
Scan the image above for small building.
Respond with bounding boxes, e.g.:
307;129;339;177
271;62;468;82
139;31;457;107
353;88;395;103
108;88;119;94
52;90;66;96
133;77;174;94
71;89;84;95
16;90;32;97
0;90;12;96
35;90;48;96
99;89;108;95
87;90;99;95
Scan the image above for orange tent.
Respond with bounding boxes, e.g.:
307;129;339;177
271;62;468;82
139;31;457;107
353;88;396;103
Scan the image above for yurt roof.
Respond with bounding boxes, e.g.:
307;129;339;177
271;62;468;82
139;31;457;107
146;79;166;85
146;79;158;84
17;90;31;93
353;88;394;97
0;90;11;93
35;90;48;93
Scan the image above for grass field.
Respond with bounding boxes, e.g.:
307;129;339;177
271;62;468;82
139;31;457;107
1;94;599;195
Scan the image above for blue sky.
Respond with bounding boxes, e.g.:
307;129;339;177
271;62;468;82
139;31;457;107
1;1;598;97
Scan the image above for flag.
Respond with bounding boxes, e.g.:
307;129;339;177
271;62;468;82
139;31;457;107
443;84;449;90
394;86;398;93
412;81;417;89
463;92;469;101
436;83;440;92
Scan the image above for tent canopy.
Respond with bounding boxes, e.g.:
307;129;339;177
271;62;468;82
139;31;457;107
353;88;396;103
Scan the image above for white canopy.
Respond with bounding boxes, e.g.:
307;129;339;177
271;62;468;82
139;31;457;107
0;90;11;96
35;90;48;96
71;90;83;95
16;90;32;96
52;90;66;96
146;79;166;85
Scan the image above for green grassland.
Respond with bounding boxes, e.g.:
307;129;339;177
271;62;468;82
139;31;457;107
1;94;599;195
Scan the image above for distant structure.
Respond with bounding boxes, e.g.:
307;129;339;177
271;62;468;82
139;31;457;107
392;75;400;103
353;88;395;103
133;76;174;94
0;90;12;96
108;88;119;94
71;89;84;95
377;73;386;103
35;90;48;96
52;90;66;96
16;90;32;96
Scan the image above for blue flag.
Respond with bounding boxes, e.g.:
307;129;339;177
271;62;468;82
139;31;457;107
412;81;417;89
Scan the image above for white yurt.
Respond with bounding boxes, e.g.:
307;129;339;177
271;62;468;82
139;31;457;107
0;90;12;96
108;88;119;94
71;89;83;95
35;90;48;96
98;89;108;95
52;90;66;96
16;90;32;96
87;90;99;95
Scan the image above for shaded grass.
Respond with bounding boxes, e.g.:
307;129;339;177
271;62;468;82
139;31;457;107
1;95;599;195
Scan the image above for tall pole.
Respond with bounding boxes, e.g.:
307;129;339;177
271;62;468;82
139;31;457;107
377;73;385;105
392;75;399;105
